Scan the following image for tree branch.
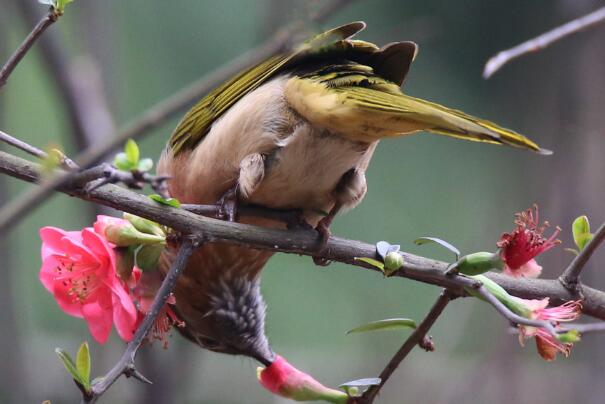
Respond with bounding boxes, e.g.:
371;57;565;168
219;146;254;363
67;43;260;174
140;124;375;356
0;7;59;88
559;222;605;293
358;290;453;403
2;149;605;321
483;6;605;78
83;236;200;404
0;129;78;169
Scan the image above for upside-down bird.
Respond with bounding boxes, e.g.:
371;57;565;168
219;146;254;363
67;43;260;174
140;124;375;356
157;22;547;366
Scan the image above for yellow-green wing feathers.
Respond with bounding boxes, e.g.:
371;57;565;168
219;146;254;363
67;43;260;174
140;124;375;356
285;67;546;153
170;20;546;155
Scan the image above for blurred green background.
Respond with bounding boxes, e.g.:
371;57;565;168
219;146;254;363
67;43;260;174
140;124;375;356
2;0;605;403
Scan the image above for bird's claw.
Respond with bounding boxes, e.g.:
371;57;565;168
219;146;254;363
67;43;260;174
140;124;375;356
216;187;239;222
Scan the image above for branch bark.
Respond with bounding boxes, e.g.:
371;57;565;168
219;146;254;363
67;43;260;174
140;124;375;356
2;150;605;321
560;222;605;292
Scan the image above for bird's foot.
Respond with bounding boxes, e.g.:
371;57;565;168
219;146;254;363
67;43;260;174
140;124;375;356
312;205;340;266
216;187;239;222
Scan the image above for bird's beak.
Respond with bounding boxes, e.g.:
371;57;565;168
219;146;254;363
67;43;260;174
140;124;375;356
252;347;276;367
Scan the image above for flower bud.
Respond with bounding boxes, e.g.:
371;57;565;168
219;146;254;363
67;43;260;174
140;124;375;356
114;246;135;280
123;213;165;237
103;222;165;247
572;215;593;251
258;355;348;403
384;251;403;275
456;252;501;276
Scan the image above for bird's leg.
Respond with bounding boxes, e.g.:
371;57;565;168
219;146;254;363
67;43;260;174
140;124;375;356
216;153;267;222
312;202;342;266
313;168;367;266
216;185;239;222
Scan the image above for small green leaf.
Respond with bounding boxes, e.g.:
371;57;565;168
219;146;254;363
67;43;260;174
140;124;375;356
376;241;399;260
572;215;593;251
137;158;154;172
55;348;88;390
76;342;91;388
113;152;134;171
339;378;381;396
347;318;417;334
414;237;461;260
124;139;140;165
354;257;384;271
149;194;181;208
56;0;74;12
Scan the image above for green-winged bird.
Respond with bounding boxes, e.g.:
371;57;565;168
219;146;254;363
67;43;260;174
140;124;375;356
157;22;548;366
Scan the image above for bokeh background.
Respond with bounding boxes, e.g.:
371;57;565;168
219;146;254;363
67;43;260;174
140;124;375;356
2;0;605;403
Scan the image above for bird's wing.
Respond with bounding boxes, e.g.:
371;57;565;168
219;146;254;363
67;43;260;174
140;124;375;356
284;64;546;153
170;21;378;153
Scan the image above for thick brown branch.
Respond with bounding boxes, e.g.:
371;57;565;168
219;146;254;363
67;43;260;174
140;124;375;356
2;150;605;321
559;222;605;292
358;290;453;403
483;6;605;78
0;7;59;88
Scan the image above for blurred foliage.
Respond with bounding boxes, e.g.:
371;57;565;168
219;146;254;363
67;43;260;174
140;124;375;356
2;0;605;403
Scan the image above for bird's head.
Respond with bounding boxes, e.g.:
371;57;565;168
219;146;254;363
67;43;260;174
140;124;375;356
175;274;275;366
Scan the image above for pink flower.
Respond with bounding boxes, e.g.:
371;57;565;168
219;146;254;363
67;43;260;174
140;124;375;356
130;270;184;348
517;297;582;361
497;205;560;278
258;355;348;402
39;226;138;344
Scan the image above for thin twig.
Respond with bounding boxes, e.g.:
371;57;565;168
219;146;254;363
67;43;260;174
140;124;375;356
509;321;605;336
3;151;605;321
483;6;605;78
0;7;59;88
560;221;605;293
83;236;199;404
358;290;453;403
0;129;78;169
0;0;354;233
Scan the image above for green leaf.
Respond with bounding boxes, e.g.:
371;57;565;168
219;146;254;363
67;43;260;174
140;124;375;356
339;378;381;396
376;241;399;260
149;194;181;208
414;237;461;260
76;342;91;388
137;158;154;173
354;257;384;271
124;139;140;165
572;215;593;251
346;318;417;334
56;0;74;12
113;152;134;171
55;348;89;390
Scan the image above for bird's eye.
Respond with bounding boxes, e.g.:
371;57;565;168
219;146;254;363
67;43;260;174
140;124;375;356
197;336;223;350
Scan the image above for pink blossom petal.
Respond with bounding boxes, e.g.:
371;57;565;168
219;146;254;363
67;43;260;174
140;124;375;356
39;256;84;318
81;228;114;269
60;234;101;267
40;227;76;259
81;300;113;344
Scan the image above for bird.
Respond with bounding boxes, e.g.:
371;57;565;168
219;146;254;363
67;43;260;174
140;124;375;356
156;21;547;366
